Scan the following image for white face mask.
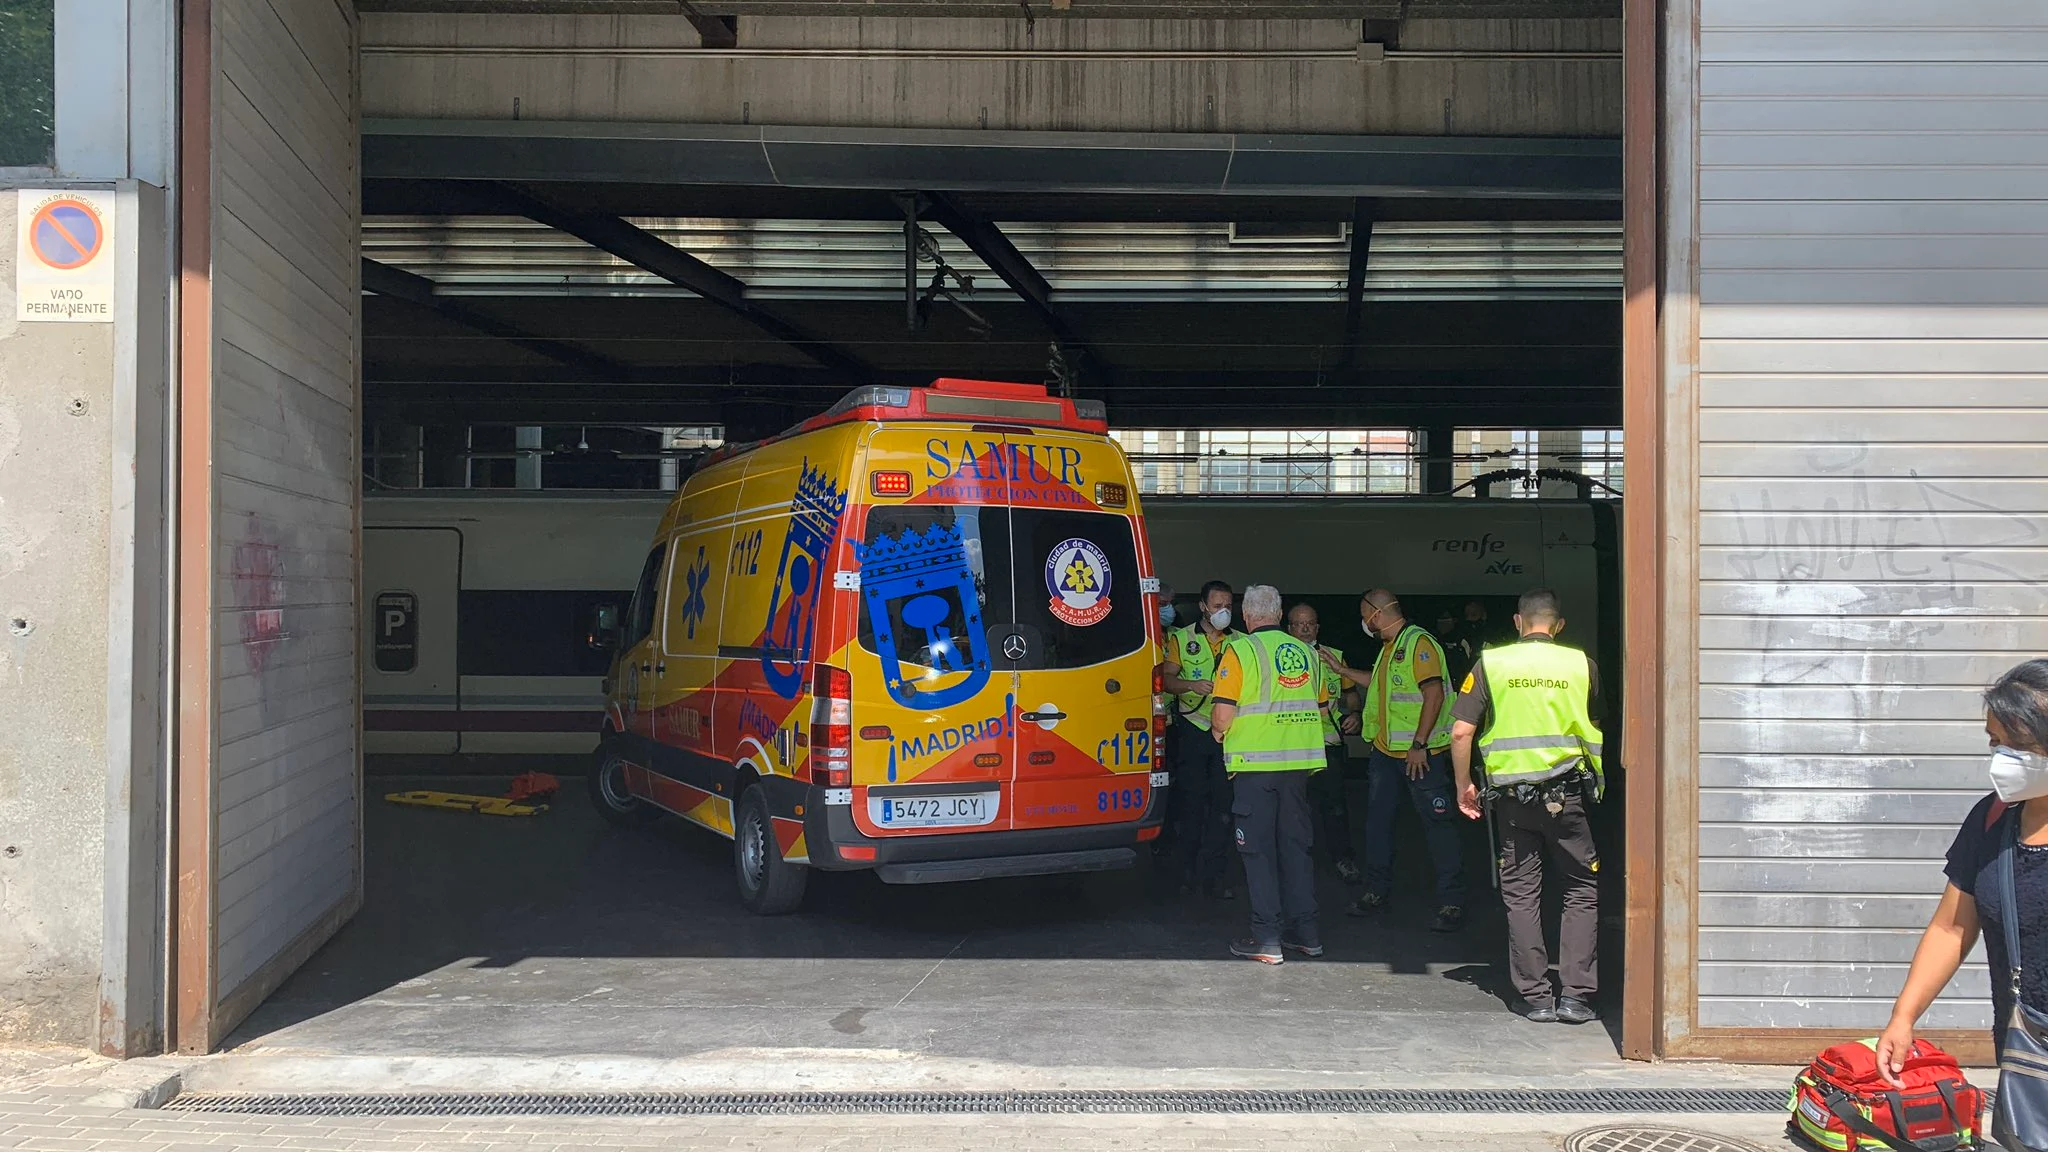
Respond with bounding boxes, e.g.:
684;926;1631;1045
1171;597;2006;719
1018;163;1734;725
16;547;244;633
1207;608;1232;631
1990;745;2048;802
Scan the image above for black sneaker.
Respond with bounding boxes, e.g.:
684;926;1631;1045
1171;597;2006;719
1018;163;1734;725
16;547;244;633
1281;934;1325;958
1345;893;1388;917
1430;905;1465;933
1556;997;1599;1025
1518;1000;1559;1023
1334;859;1363;885
1230;938;1284;964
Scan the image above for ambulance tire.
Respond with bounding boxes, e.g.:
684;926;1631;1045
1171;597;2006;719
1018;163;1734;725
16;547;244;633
735;784;808;915
589;747;662;827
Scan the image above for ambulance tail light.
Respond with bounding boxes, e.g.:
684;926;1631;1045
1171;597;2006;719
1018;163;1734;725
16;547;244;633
870;470;913;497
1152;664;1169;763
810;664;853;788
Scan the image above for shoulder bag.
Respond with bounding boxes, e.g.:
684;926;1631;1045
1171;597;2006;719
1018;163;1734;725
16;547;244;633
1993;813;2048;1152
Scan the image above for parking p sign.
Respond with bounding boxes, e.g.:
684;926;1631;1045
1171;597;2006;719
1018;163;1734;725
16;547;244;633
17;190;116;323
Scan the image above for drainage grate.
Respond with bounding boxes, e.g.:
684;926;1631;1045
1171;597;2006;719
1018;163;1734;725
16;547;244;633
164;1088;1789;1117
1565;1126;1774;1152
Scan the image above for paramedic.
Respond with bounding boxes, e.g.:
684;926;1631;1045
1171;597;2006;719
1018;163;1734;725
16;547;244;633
1211;584;1329;964
1163;580;1241;898
1286;602;1364;884
1320;589;1468;932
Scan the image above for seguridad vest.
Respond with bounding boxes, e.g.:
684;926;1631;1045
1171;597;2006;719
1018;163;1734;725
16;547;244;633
1476;638;1604;793
1219;630;1327;774
1368;623;1455;753
1169;622;1240;732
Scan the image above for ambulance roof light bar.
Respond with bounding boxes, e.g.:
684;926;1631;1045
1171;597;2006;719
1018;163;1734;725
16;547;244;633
789;377;1109;438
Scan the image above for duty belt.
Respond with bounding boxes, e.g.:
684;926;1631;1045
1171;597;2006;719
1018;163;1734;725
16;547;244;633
1486;768;1594;808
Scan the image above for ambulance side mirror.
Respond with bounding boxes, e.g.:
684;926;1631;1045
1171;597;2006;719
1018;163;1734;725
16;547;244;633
588;603;623;651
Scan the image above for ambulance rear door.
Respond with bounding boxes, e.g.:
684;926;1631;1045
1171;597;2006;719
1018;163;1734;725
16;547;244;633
846;424;1018;836
992;426;1158;831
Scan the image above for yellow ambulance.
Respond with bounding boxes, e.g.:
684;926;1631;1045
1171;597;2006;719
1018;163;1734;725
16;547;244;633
590;378;1169;913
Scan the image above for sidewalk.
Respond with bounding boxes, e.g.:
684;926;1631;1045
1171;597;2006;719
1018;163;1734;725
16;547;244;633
0;1047;1801;1152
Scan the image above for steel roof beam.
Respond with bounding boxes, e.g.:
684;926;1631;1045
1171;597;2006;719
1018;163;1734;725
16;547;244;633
360;257;624;377
677;1;738;48
1340;199;1373;372
921;192;1099;369
486;183;869;381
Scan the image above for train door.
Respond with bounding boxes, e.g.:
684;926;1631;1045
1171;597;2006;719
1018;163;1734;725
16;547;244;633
362;527;460;754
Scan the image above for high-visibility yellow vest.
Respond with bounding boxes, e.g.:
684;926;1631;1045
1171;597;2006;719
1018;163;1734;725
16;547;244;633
1368;624;1455;753
1476;639;1604;794
1220;631;1327;774
1315;645;1348;745
1169;622;1240;732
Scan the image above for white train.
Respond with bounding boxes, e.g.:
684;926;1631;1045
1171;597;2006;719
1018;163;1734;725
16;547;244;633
362;493;1619;756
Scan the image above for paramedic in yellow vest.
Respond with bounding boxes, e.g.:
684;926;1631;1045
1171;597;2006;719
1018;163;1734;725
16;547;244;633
1286;602;1364;884
1320;588;1468;932
1211;584;1330;964
1450;587;1604;1025
1162;580;1241;899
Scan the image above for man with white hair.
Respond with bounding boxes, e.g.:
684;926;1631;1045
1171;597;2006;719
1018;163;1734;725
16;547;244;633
1210;584;1331;963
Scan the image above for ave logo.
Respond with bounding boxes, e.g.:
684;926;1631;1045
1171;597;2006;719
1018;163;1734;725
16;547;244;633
1484;559;1526;576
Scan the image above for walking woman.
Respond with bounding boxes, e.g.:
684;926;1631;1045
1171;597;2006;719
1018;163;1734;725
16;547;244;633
1879;659;2048;1083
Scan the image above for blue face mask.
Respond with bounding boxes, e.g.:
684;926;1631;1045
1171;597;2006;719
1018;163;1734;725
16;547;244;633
1159;603;1176;626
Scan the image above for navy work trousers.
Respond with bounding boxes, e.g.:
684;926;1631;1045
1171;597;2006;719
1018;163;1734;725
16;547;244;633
1361;745;1469;909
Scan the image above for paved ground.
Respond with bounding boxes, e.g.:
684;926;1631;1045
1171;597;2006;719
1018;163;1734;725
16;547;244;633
223;769;1643;1091
0;1059;1805;1152
0;766;1807;1149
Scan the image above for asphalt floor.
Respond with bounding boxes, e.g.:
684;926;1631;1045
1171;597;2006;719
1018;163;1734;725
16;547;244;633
201;762;1683;1092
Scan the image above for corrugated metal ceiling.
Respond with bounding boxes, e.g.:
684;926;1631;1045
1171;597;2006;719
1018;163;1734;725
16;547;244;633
362;216;1620;301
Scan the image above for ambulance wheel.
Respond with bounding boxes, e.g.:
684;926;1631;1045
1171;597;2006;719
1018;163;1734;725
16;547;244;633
735;785;807;915
589;748;662;827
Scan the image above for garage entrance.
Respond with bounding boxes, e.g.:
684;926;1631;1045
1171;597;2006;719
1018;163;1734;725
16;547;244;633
174;4;1655;1078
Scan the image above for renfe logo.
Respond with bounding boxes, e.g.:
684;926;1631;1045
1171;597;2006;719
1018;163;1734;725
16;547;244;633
1432;534;1507;555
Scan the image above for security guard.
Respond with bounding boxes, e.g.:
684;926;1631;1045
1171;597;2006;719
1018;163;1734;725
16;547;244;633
1162;580;1241;898
1285;602;1363;884
1450;587;1604;1025
1211;584;1329;963
1322;589;1468;931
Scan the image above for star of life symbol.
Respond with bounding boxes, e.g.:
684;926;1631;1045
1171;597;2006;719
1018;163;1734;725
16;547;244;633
681;546;711;639
1044;537;1112;628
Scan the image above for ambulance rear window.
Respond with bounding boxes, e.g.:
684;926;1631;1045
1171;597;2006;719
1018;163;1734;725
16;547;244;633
1005;509;1144;670
853;507;1143;672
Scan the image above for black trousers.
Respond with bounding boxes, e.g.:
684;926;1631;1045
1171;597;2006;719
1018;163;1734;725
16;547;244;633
1171;715;1231;887
1496;790;1600;1006
1308;744;1356;864
1232;770;1319;945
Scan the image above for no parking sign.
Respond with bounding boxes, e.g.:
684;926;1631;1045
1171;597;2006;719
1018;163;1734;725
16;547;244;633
16;190;115;322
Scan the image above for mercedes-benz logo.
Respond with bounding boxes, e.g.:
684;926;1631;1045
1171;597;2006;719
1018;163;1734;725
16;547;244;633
1001;634;1028;661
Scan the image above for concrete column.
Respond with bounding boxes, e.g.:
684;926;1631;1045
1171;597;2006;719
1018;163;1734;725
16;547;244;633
1421;424;1454;496
515;426;542;489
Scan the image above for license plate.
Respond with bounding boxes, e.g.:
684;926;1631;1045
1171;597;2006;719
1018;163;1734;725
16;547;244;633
869;791;999;829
